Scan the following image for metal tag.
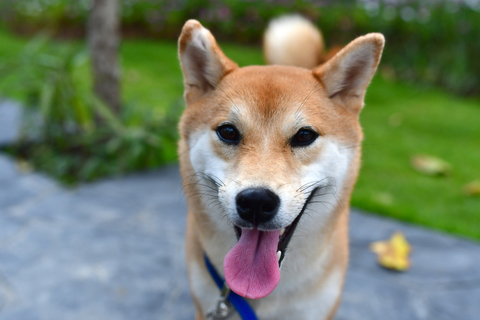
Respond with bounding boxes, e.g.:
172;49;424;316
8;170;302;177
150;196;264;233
206;283;234;320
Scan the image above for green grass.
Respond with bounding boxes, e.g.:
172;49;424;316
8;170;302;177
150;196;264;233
356;78;480;241
122;40;182;113
1;29;479;241
120;39;265;112
0;27;33;101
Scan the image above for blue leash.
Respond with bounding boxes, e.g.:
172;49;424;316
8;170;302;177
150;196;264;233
204;254;258;320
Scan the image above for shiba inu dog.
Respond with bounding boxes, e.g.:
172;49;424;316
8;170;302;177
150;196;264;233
178;15;384;320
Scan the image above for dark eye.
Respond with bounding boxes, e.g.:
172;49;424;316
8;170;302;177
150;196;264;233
216;125;240;145
291;128;319;147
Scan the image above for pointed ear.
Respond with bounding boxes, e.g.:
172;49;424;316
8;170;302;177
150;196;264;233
312;33;385;115
178;20;238;104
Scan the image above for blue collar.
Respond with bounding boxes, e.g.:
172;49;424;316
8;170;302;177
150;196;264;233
204;253;258;320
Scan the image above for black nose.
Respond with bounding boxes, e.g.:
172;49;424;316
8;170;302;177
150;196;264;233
236;188;280;225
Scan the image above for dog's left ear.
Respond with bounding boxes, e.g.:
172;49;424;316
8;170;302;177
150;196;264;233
178;20;238;104
313;33;385;115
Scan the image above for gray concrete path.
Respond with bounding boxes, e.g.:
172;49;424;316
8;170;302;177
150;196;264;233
1;100;479;320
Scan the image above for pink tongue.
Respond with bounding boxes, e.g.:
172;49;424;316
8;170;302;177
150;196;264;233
224;228;281;299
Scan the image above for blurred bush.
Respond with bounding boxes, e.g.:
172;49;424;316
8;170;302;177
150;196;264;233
1;0;479;97
0;36;95;137
0;36;178;184
325;1;480;97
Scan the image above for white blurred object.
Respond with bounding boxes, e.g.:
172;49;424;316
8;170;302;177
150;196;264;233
263;15;324;69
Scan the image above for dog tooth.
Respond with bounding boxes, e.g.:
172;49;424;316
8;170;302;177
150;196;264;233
277;251;282;262
279;228;286;236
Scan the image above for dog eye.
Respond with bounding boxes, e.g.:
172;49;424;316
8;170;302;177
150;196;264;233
291;128;319;147
216;125;240;145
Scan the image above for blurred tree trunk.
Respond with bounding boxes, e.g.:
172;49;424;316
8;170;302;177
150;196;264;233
88;0;121;115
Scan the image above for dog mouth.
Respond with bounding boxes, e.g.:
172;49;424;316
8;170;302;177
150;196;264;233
233;210;301;267
224;188;319;299
234;186;319;267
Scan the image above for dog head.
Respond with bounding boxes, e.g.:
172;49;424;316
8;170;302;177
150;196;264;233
178;20;384;298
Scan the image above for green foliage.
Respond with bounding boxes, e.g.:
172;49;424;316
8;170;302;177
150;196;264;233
0;36;179;184
355;76;480;241
0;36;95;137
1;0;479;97
319;2;480;96
3;103;179;184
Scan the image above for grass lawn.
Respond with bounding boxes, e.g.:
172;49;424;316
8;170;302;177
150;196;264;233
357;79;480;241
1;29;479;241
120;37;266;112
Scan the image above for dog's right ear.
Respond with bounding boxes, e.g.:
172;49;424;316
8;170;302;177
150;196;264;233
178;20;238;104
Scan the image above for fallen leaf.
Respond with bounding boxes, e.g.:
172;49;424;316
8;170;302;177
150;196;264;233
373;192;394;206
370;232;412;271
464;181;480;197
411;155;451;176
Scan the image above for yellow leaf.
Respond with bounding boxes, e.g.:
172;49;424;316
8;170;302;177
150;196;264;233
370;232;412;271
411;155;451;176
464;181;480;197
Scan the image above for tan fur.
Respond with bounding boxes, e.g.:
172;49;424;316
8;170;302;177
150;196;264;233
178;18;384;320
